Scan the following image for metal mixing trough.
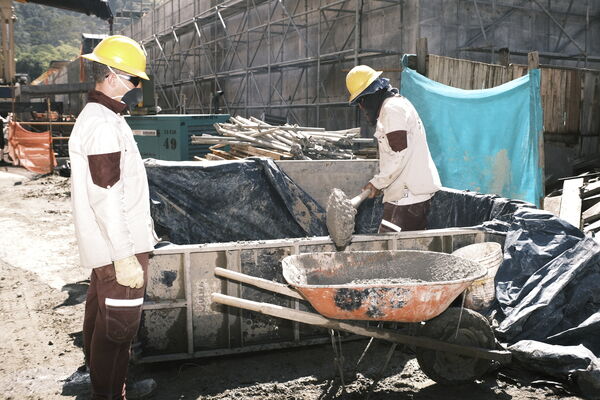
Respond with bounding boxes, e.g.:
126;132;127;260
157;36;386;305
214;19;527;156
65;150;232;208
282;250;487;322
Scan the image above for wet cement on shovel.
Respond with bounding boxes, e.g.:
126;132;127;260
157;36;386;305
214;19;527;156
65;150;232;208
326;188;357;250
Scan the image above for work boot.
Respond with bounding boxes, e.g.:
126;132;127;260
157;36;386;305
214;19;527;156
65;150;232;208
61;365;91;396
126;378;157;399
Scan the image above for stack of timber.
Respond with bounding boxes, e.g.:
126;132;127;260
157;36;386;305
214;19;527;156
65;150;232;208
552;171;600;234
190;116;376;161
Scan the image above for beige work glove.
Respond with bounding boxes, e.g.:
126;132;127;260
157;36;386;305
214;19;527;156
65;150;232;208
113;255;144;289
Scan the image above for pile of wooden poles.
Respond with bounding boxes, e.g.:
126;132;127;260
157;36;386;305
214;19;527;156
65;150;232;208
191;116;376;161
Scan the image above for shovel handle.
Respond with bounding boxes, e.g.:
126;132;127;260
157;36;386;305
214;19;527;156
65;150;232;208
350;189;371;208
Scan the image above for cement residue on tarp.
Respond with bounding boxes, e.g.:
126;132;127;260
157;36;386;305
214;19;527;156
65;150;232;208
510;341;600;400
145;158;328;244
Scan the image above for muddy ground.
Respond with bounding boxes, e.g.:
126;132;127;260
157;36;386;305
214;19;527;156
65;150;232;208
0;166;586;400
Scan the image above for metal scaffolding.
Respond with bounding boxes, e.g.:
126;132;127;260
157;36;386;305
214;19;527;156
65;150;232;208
128;0;403;128
121;0;600;128
455;0;600;67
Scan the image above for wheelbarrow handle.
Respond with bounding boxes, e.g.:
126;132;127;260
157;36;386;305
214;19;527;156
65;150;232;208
214;267;304;300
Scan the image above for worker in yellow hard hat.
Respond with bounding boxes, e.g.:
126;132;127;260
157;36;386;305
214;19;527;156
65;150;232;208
69;35;158;399
346;65;441;232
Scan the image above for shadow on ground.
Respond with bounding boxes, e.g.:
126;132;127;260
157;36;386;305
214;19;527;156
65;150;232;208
54;280;89;309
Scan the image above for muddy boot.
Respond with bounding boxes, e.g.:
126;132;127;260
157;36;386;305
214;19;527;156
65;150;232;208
62;365;91;396
126;378;157;399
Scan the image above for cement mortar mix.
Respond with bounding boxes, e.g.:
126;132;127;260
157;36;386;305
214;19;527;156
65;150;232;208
326;188;357;249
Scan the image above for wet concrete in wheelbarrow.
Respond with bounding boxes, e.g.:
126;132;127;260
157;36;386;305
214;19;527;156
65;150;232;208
282;251;487;322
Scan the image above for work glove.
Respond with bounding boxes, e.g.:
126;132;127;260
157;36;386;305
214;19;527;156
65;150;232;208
113;255;144;289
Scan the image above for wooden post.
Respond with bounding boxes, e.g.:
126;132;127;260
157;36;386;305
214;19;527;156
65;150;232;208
416;38;428;76
528;51;544;206
528;51;539;69
46;97;53;173
498;47;510;67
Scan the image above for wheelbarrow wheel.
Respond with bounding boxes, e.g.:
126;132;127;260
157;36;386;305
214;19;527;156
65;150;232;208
415;307;495;385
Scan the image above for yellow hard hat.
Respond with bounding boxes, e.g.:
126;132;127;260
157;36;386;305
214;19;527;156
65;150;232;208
81;35;149;80
346;65;382;103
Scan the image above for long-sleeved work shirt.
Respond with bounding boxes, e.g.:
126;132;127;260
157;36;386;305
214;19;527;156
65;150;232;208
370;95;441;204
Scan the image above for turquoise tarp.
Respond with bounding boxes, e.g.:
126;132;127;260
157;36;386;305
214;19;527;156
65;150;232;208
400;59;543;206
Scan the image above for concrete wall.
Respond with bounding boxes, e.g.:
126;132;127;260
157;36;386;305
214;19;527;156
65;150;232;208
276;160;378;208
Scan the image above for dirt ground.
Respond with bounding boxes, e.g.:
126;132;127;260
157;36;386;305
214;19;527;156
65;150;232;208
0;165;587;400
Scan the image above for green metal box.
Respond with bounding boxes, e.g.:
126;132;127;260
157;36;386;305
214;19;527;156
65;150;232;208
125;114;230;161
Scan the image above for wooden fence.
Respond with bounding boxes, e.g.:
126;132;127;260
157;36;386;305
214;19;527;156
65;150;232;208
426;54;600;156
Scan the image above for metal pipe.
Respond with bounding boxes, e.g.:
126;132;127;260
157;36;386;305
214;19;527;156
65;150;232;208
531;0;585;55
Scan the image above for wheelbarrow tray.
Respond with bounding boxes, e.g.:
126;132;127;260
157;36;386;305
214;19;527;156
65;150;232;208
282;250;486;322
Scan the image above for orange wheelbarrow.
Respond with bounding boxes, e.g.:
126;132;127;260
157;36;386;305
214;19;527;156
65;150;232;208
212;250;510;385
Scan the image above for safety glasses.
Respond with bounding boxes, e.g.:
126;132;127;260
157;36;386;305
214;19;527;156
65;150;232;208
116;73;141;88
107;66;141;88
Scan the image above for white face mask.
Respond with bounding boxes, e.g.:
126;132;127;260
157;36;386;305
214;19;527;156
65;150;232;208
108;66;134;98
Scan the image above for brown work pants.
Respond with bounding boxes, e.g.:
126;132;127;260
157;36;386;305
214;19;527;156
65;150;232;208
83;253;149;400
378;199;431;232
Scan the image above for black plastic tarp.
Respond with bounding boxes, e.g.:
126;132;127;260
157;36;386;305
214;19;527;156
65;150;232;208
487;207;600;397
146;158;327;244
494;208;599;346
427;188;535;230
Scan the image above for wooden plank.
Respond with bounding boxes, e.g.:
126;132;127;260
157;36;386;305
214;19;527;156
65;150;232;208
566;70;581;134
543;195;562;217
230;143;292;159
205;153;225;160
582;201;600;224
582;180;600;199
417;37;428;76
211;293;512;363
580;72;596;136
540;68;548;128
583;218;600;234
214;267;304;300
546;69;555;133
559;178;584;229
559;69;567;134
429;55;437;80
583;193;600;209
211;149;241;160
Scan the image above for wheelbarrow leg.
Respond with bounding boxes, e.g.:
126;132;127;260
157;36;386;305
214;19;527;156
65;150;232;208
364;342;398;400
329;329;346;391
365;323;418;399
355;322;383;369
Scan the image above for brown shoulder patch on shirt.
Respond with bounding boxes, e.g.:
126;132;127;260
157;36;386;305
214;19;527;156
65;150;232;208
88;152;121;188
386;130;408;152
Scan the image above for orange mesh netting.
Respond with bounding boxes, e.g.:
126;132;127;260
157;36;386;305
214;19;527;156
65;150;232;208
7;120;56;174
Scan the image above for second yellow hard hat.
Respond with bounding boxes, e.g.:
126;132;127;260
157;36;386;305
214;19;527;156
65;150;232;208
346;65;382;103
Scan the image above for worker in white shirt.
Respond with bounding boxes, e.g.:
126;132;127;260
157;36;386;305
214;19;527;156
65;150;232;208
346;65;441;232
70;35;159;399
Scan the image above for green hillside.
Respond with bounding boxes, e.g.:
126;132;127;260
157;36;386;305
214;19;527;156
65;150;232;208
14;0;155;80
